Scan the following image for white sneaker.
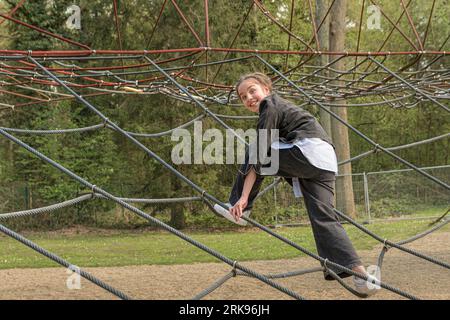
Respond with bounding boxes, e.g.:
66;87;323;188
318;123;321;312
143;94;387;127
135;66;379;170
213;203;251;226
353;274;380;297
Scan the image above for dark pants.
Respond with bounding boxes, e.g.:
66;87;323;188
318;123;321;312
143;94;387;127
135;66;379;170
229;146;361;279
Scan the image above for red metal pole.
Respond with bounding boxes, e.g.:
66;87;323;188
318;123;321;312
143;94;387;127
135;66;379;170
170;0;204;46
0;0;27;26
369;0;419;51
400;0;424;51
204;0;210;81
204;0;211;48
307;0;320;51
0;48;448;57
0;13;91;50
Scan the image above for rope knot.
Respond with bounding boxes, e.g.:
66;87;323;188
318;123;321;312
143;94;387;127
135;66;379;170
323;258;329;272
383;238;391;251
90;185;97;199
231;260;238;277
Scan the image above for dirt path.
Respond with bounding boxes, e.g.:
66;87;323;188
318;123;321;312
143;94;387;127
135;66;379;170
1;231;448;300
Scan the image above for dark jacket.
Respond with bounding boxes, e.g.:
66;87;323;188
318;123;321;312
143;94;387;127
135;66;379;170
248;93;333;174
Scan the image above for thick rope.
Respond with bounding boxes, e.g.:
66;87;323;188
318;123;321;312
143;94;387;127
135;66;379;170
193;266;324;300
0;223;132;300
0;194;92;220
0;194;203;220
0;127;305;300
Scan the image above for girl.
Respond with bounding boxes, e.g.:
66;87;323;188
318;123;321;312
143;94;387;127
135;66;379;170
214;72;378;296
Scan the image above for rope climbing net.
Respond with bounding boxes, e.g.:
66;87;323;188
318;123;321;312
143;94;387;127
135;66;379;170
0;0;449;300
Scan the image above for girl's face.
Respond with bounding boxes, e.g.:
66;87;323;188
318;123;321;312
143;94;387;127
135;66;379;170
237;78;270;113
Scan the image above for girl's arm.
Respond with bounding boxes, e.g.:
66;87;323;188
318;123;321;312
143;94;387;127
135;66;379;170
230;168;257;221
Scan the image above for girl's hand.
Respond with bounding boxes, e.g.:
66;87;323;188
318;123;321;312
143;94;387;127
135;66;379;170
230;197;248;222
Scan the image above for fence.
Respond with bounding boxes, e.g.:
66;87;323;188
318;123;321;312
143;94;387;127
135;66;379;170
0;182;33;213
269;165;450;227
1;165;449;229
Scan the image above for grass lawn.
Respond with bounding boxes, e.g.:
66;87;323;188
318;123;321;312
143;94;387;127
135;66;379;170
0;214;448;270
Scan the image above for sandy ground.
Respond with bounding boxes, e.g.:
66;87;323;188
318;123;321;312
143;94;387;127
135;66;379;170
0;231;448;300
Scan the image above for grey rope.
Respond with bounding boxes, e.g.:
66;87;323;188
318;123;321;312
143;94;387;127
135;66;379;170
339;133;450;166
0;194;203;220
324;268;371;299
123;114;207;138
192;271;236;300
240;215;419;300
6;56;444;301
377;217;450;269
277;179;450;271
257;55;450;191
0;223;132;300
0;127;304;300
214;114;259;120
0;124;104;135
368;56;450;113
398;217;449;246
34;56;437;299
193;266;323;300
254;177;282;201
333;208;450;270
28;56;226;209
429;208;450;226
235;266;324;279
0;114;206;139
0;194;93;220
94;194;203;204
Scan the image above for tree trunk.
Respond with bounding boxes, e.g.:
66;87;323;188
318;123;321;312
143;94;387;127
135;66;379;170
169;152;186;230
170;203;186;230
316;0;332;138
329;0;356;218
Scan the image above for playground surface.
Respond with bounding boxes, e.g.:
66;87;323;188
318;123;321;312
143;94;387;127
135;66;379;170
1;230;448;300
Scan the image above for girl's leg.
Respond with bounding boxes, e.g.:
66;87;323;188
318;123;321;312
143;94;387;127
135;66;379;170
299;173;362;279
277;147;363;279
